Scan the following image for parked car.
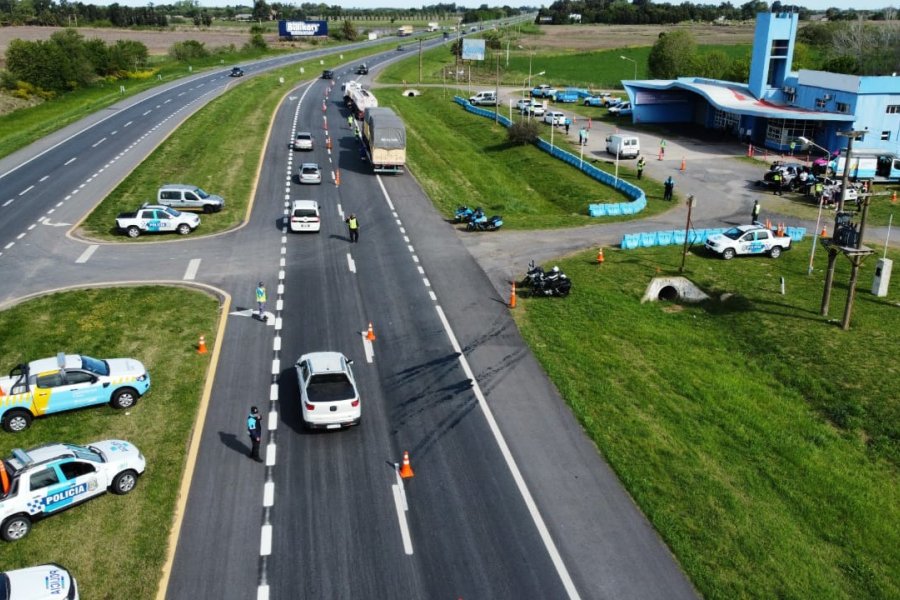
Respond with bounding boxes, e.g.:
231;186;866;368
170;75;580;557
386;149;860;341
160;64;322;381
543;111;566;126
115;205;200;238
583;93;611;107
292;132;314;151
522;102;546;117
608;102;632;115
604;96;624;107
760;162;806;190
157;184;224;213
229;67;244;77
531;84;558;99
298;163;322;185
704;225;792;260
295;352;361;429
0;563;79;598
469;90;497;106
289;200;321;233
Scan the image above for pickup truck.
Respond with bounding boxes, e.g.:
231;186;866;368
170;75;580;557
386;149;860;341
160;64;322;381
704;225;792;260
530;84;558;99
552;89;581;103
583;93;611;107
116;204;200;238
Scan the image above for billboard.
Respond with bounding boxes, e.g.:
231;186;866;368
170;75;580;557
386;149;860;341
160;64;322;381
278;20;328;37
461;39;486;61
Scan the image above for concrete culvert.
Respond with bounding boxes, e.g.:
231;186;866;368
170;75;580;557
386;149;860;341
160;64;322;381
641;277;710;304
658;286;679;302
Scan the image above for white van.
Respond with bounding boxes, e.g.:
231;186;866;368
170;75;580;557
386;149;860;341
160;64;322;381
605;134;640;158
469;91;497;106
289;200;321;233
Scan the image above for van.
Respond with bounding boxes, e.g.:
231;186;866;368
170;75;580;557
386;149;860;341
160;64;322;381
469;91;497;106
605;134;640;158
289;200;321;233
157;184;224;213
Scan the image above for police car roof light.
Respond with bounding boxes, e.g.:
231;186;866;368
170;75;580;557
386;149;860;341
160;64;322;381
12;448;33;467
56;352;66;369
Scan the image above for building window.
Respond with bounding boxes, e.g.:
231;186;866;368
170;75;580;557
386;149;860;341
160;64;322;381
815;98;826;109
770;39;789;57
784;91;796;103
836;102;849;114
887;105;900;114
882;131;891;141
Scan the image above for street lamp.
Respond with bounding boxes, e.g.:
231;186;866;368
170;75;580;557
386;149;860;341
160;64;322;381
797;136;831;160
620;55;637;80
527;70;545;95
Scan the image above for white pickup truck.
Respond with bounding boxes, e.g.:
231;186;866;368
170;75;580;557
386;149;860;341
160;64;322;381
705;225;792;260
116;204;200;238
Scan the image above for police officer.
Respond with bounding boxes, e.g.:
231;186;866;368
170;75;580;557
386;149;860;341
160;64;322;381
247;406;262;462
636;155;646;180
772;170;783;195
751;199;761;224
255;282;267;321
345;213;359;243
347;115;353;128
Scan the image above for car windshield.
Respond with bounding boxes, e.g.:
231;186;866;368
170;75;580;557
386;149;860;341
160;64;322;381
66;444;105;463
164;207;182;217
302;166;318;174
723;227;744;240
194;188;209;199
297;134;311;140
79;355;109;376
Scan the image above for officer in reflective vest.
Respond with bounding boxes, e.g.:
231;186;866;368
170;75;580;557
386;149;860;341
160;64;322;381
255;282;267;321
345;214;359;243
772;171;783;196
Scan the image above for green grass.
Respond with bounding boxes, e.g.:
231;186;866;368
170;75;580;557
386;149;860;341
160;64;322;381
80;41;398;240
514;242;899;599
0;286;219;599
379;88;674;228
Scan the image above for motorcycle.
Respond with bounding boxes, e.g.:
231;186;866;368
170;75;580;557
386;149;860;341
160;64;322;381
466;214;503;231
454;206;478;222
520;260;545;288
530;271;571;297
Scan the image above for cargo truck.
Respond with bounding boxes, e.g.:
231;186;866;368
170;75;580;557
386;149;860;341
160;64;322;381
397;25;413;36
343;81;378;119
362;107;406;174
427;22;439;31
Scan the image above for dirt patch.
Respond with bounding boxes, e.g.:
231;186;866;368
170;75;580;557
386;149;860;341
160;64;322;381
526;23;755;51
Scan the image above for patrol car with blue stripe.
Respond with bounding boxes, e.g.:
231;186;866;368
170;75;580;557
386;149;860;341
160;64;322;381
0;439;145;541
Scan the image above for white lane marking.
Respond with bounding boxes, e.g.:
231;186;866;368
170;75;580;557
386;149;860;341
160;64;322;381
183;258;201;280
38;175;49;182
263;482;275;507
266;444;276;466
404;236;410;243
19;185;33;196
268;410;278;430
257;586;270;600
423;278;431;287
407;245;414;252
392;481;414;555
278;268;285;280
46;209;54;215
16;233;25;240
270;384;279;401
362;334;374;363
124;121;132;127
276;299;283;311
27;223;36;231
274;317;282;331
110;130;117;136
347;253;356;273
277;283;284;294
376;175;396;210
271;359;280;375
178;92;186;97
142;110;151;116
417;266;425;275
2;199;12;207
337;203;345;220
260;524;272;556
4;242;14;250
434;304;582;599
75;245;98;264
429;291;437;301
64;157;76;165
412;255;419;263
273;337;281;351
164;98;172;104
92;137;106;148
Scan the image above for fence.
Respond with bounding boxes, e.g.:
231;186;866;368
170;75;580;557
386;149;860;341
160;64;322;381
620;227;807;250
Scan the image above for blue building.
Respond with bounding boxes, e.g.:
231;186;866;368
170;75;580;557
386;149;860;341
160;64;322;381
622;12;900;169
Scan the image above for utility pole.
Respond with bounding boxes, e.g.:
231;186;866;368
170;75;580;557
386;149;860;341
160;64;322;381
495;52;500;124
418;37;423;84
820;129;866;316
680;196;695;273
840;193;872;330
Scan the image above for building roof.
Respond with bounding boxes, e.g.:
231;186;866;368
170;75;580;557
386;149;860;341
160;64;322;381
624;78;852;122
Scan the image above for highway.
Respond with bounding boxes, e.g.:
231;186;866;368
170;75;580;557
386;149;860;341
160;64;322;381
0;33;698;600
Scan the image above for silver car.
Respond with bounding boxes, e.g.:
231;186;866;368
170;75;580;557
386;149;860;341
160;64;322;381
298;163;322;185
293;132;313;151
157;184;224;213
296;352;360;429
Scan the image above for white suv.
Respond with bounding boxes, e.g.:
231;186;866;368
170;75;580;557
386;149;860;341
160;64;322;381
1;564;79;598
295;352;360;429
289;200;320;233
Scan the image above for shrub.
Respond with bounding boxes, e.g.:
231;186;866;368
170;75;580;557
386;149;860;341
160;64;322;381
244;33;267;51
508;119;540;145
168;40;209;62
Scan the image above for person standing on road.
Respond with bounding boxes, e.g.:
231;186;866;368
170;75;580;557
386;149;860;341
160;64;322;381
565;119;570;135
247;406;262;462
582;128;589;146
345;213;359;243
659;138;667;159
347;115;353;128
255;282;267;322
663;176;675;201
751;199;761;224
636;155;646;180
772;170;783;196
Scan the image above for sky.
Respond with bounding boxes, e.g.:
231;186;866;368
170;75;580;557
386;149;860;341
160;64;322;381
87;1;899;10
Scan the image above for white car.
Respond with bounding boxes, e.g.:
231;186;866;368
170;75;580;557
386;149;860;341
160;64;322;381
0;440;146;541
543;111;566;126
704;225;792;260
608;102;632;115
298;163;322;185
295;352;360;429
293;132;313;151
289;200;321;233
1;564;79;599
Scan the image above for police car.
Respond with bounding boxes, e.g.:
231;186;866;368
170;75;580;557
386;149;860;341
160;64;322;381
1;563;79;599
0;353;151;433
0;440;145;541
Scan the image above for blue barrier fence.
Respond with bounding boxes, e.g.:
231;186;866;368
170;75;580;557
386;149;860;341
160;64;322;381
621;227;807;250
453;96;646;217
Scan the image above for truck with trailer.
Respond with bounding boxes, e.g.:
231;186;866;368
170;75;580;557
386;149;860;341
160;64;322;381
397;25;413;36
362;107;406;174
827;153;900;182
343;81;378;119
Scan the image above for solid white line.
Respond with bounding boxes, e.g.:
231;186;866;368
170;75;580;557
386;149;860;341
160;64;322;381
433;305;581;599
260;524;272;556
19;185;33;195
257;585;270;600
337;204;344;219
183;258;201;281
38;175;49;182
266;444;276;466
64;157;77;165
91;137;106;147
392;484;414;555
263;482;275;507
268;410;278;430
376;175;395;210
270;384;279;401
347;253;356;273
75;244;98;264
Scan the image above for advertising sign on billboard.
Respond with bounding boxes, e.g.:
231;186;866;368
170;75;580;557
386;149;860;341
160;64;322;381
462;39;486;61
278;20;328;37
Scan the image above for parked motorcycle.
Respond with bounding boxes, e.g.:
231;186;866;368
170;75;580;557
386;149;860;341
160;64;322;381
521;263;571;297
466;214;503;231
454;205;477;222
520;260;545;288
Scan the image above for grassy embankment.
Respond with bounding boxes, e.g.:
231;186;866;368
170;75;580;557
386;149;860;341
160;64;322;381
0;287;219;599
80;41;397;240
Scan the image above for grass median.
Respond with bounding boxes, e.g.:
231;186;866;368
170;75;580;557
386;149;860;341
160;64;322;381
0;286;219;599
80;41;397;241
514;241;899;599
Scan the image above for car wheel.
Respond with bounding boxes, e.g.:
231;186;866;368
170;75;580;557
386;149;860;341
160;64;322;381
177;223;191;235
127;226;141;238
1;515;31;541
1;409;32;433
769;246;782;259
722;248;736;260
111;470;139;495
110;387;138;409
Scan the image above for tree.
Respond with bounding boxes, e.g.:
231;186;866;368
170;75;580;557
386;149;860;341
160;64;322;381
252;0;269;21
648;30;696;79
340;19;357;41
508;119;540;145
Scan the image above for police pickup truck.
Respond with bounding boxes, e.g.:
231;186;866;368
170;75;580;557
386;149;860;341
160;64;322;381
704;225;792;260
0;440;145;541
0;353;150;432
115;204;200;238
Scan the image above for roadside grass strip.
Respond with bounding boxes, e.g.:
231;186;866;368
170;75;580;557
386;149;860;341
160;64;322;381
0;286;219;599
514;242;900;600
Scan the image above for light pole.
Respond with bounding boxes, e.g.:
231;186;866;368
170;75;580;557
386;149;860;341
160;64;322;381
527;69;545;96
620;55;637;80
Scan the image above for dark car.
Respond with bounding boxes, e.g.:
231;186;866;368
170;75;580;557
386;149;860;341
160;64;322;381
396;45;405;51
356;64;369;75
229;67;244;77
322;69;334;79
760;162;805;190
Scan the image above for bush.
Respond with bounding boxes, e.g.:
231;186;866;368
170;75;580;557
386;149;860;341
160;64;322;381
168;40;209;62
243;33;267;52
508;119;540;145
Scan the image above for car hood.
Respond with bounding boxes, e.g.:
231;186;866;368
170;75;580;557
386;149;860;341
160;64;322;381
105;358;147;378
706;234;728;245
90;439;145;472
5;564;76;599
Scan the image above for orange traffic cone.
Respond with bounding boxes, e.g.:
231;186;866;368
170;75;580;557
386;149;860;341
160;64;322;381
0;384;6;397
335;169;341;187
509;281;517;309
399;451;414;479
366;322;376;341
597;248;605;264
765;218;771;230
680;157;686;172
821;225;828;237
892;191;897;204
197;335;208;354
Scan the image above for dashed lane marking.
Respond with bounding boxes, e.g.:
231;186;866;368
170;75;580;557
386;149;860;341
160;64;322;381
183;258;201;281
75;244;98;264
64;157;76;165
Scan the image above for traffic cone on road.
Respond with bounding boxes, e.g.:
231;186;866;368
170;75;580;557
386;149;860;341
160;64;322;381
821;225;828;237
399;451;414;479
366;322;376;341
892;191;897;204
197;335;208;355
509;282;517;309
680;157;686;172
597;248;605;264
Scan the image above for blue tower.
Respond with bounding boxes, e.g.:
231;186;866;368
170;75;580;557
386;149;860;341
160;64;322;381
748;12;798;100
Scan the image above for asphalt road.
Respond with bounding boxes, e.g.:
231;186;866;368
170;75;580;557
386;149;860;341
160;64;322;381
0;35;698;600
